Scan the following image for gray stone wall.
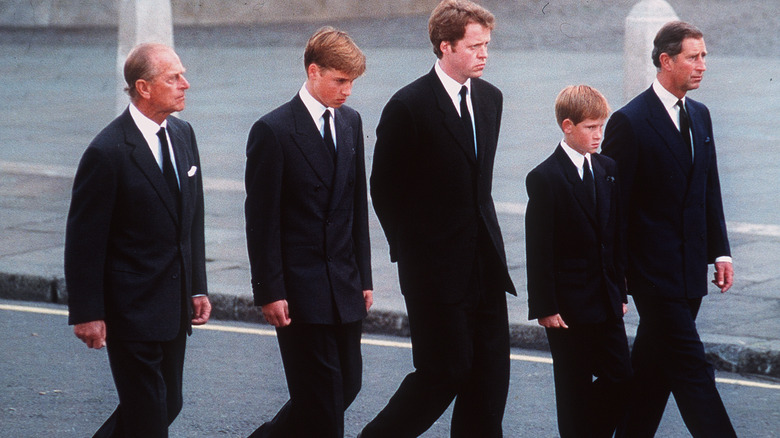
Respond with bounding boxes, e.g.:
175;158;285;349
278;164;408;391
0;0;441;27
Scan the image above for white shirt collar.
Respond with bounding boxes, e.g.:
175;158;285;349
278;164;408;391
129;103;167;139
560;139;591;178
652;78;686;127
299;83;330;126
435;60;471;115
128;103;174;172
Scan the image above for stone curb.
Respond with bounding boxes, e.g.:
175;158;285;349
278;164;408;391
2;271;778;378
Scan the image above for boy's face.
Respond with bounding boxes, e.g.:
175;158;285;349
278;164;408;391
562;117;605;155
306;64;357;108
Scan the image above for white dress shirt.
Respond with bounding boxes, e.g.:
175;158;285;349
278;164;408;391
560;140;592;180
435;61;477;154
299;84;337;150
128;103;180;187
652;79;694;160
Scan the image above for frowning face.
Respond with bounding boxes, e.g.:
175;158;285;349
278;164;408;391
439;22;491;84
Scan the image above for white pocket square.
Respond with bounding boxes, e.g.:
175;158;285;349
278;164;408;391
187;166;197;177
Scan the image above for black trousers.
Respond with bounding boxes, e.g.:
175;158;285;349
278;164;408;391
94;328;187;438
546;317;632;438
616;295;736;438
249;320;363;438
361;255;510;438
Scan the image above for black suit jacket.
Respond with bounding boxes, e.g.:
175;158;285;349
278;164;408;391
525;145;626;325
65;108;207;341
371;68;515;302
602;87;730;299
245;95;372;325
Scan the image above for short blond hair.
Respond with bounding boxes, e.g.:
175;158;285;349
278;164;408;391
428;0;495;59
304;26;366;78
554;85;611;128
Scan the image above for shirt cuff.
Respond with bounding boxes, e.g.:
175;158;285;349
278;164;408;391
715;256;733;264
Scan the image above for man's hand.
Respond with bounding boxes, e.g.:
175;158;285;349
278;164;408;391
537;314;568;329
191;295;212;325
363;289;374;312
713;261;734;293
74;320;107;349
262;299;291;327
622;303;628;315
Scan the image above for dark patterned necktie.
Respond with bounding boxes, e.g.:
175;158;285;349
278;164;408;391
322;109;336;161
677;99;692;160
459;85;475;156
583;156;596;206
156;127;180;199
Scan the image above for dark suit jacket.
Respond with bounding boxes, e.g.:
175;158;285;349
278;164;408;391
370;68;515;302
65;108;207;341
525;145;626;325
602;87;730;299
245;95;372;325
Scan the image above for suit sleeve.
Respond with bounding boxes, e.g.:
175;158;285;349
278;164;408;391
352;112;373;290
602;111;638;295
701;109;731;261
524;168;559;320
611;163;628;302
244;120;287;306
65;145;117;325
602;111;639;212
370;97;415;262
187;124;208;296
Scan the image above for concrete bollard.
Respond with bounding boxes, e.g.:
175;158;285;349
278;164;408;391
115;0;174;114
622;0;679;102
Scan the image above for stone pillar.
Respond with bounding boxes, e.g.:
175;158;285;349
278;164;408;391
116;0;174;114
623;0;678;102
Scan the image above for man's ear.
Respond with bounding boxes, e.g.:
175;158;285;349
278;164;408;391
135;79;151;99
440;40;451;56
659;52;673;72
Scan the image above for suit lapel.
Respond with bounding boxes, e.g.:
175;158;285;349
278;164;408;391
329;107;354;210
471;81;490;167
554;146;597;227
290;95;335;189
428;70;477;165
168;118;194;229
591;155;611;234
123;111;180;223
685;98;711;176
643;89;693;175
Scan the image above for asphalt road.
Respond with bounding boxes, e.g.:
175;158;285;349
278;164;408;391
2;299;779;437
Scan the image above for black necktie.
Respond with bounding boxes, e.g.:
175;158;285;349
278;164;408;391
459;85;475;156
156;127;180;202
677;99;692;159
583;156;596;206
322;109;336;160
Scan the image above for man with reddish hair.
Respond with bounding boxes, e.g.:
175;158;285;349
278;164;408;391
362;1;515;436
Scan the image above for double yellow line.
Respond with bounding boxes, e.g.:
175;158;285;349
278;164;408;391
2;303;778;390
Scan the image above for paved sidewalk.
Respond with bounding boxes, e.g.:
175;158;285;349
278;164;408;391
1;19;779;378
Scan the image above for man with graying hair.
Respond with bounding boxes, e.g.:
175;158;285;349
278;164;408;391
602;21;736;437
66;42;210;437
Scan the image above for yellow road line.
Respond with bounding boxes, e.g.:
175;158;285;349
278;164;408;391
3;303;778;390
0;303;68;316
